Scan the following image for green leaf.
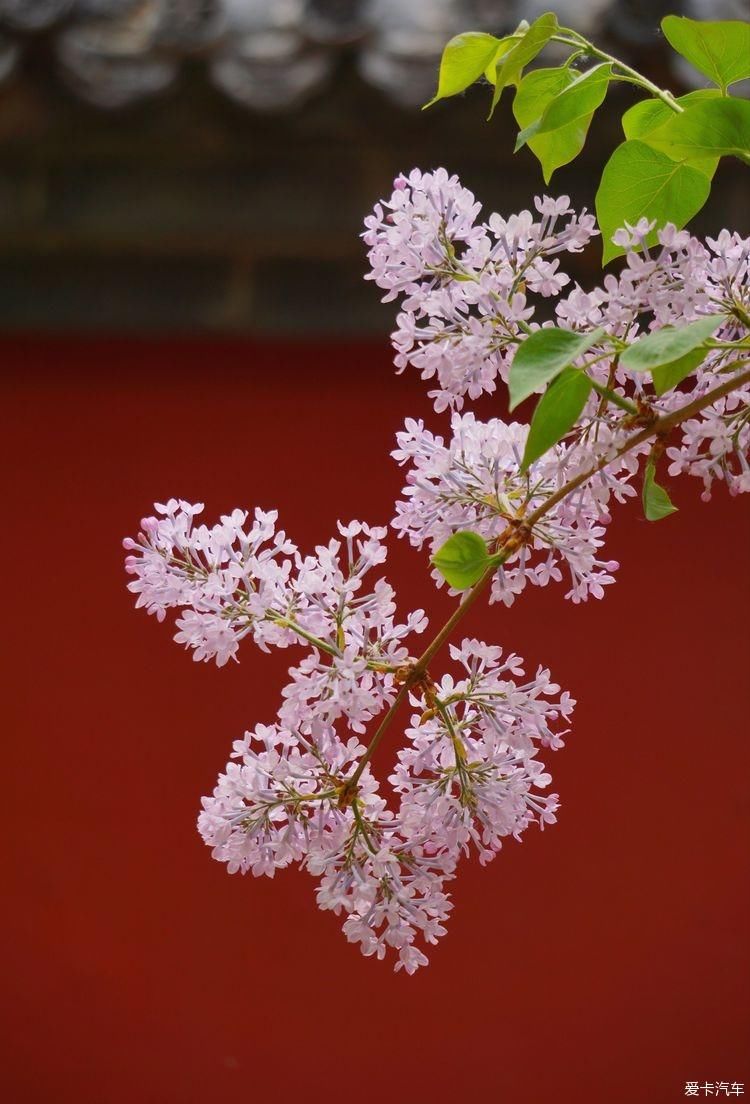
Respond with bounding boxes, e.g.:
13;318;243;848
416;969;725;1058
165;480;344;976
513;67;577;180
620;313;725;394
644;99;750;164
642;459;678;521
509;326;605;411
534;63;612;134
521;368;592;470
513;66;574;120
515;63;612;179
483;37;519;83
431;530;490;590
621;89;721;178
662;15;750;94
489;13;558;118
596;140;711;264
621;89;721;140
648;348;708;396
426;32;503;107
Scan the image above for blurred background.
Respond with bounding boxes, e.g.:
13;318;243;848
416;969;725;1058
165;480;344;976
0;0;748;336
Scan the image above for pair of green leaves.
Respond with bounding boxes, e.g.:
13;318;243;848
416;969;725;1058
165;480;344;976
488;13;559;118
431;327;601;589
508;313;724;461
624;309;728;522
430;306;718;586
508;327;604;469
505;314;725;510
426;13;561;113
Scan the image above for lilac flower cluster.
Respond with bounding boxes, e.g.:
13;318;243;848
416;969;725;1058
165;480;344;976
364;168;596;412
365;171;749;425
365;169;750;609
392;641;573;867
126;500;568;972
197;631;568;973
668;388;750;501
124;501;423;679
126;169;749;974
124;501;298;665
392;413;625;605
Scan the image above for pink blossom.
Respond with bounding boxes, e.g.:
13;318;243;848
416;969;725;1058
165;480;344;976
363;171;598;411
391;639;571;866
392;413;626;605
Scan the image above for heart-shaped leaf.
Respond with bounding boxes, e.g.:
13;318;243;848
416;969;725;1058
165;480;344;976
596;141;711;263
621;89;721;178
662;15;750;94
431;531;490;590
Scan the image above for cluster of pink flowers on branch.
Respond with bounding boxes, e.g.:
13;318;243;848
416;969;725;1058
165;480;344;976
125;500;567;972
392;640;572;866
392;413;626;605
365;168;749;604
124;501;424;682
364;169;749;429
125;167;749;973
124;502;298;665
364;168;597;412
667;386;750;501
195;635;569;973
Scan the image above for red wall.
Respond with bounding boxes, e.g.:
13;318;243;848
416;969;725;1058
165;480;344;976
3;338;748;1103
